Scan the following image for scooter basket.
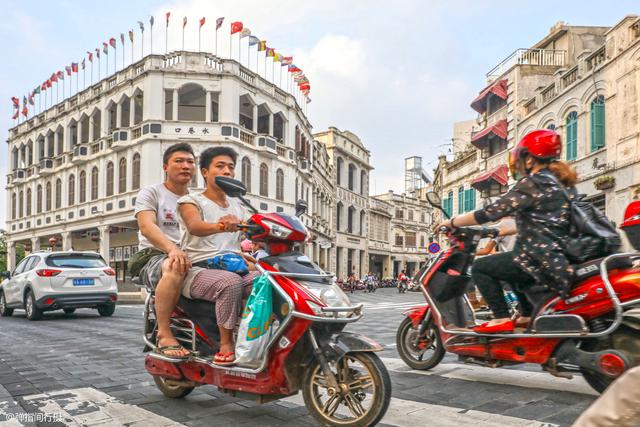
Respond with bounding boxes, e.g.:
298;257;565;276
429;271;471;302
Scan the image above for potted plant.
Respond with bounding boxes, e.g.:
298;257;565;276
594;175;615;190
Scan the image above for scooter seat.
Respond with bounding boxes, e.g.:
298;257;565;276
572;255;634;283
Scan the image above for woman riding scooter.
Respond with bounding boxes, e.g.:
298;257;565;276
436;129;576;333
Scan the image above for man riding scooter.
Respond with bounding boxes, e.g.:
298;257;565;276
436;129;576;333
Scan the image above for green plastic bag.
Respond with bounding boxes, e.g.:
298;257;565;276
235;275;273;366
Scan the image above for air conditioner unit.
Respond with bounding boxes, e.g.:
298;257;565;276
257;137;278;155
91;206;103;214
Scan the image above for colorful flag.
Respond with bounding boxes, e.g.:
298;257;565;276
57;70;64;80
109;37;116;48
96;48;100;58
102;42;108;54
12;109;19;120
81;59;85;70
257;40;267;51
150;16;154;28
199;17;205;28
46;79;52;88
28;94;34;105
65;65;72;76
166;12;170;25
22;104;28;117
129;30;134;42
41;82;47;91
273;53;281;62
305;96;312;104
299;83;311;90
248;35;260;46
138;21;144;32
50;72;58;83
230;21;243;34
87;51;93;62
240;27;251;38
33;86;41;95
71;62;78;72
216;17;224;30
120;33;125;46
266;47;275;57
183;16;187;28
288;64;301;72
22;96;27;106
11;96;19;108
281;56;293;66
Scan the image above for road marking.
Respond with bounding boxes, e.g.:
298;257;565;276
381;357;598;396
282;393;558;426
0;387;181;426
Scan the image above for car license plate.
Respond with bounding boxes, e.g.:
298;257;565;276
73;278;94;286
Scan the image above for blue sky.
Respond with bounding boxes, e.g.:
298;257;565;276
1;0;638;228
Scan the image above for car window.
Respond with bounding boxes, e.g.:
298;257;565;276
13;257;31;275
24;257;40;272
45;254;108;268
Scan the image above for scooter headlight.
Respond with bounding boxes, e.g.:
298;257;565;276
262;220;293;239
299;280;352;316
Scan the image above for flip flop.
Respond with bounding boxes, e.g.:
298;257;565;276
213;351;236;366
154;344;192;360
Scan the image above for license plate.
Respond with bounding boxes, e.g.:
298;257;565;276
73;278;94;286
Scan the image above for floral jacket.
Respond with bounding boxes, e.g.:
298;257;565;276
474;168;575;295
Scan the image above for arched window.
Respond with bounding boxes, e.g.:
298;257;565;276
565;111;578;161
118;158;127;193
68;174;75;206
11;192;16;219
91;167;99;200
178;83;206;121
276;169;284;201
458;186;465;214
18;191;24;218
241;157;252;192
55;179;62;209
545;122;556;130
46;181;52;211
132;153;141;190
259;163;268;197
106;162;114;196
360;210;366;235
360;170;366;195
444;190;453;217
336;202;343;231
347;206;356;233
79;170;87;203
26;188;32;216
348;164;356;191
36;185;42;213
590;95;605;152
336;157;344;186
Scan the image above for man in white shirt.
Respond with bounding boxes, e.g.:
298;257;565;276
131;143;195;359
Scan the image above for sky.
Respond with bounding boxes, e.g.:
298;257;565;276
0;0;638;229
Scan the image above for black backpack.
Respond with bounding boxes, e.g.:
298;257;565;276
559;187;621;264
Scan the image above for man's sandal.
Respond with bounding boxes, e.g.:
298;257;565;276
213;351;236;366
154;344;192;360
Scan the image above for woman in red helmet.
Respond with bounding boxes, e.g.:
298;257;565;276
436;129;577;333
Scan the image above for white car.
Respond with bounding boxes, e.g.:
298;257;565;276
0;251;118;320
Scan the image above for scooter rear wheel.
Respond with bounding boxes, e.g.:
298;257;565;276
396;316;445;370
153;375;195;398
302;351;391;427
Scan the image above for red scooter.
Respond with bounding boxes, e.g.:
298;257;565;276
396;192;640;393
142;177;391;427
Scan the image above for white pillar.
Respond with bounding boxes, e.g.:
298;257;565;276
6;241;16;272
116;103;123;128
268;114;274;136
61;231;73;251
252;105;258;132
30;237;40;253
99;225;110;263
77;120;83;146
129;97;136;126
172;89;179;121
54;132;60;155
205;91;212;122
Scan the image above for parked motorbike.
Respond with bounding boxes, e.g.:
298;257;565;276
142;177;391;426
396;191;640;394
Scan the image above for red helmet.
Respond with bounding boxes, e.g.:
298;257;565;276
509;129;562;178
621;200;640;229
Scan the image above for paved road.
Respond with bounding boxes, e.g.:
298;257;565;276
0;288;595;426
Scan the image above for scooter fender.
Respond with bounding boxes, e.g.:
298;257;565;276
320;332;384;363
402;305;430;328
622;307;640;330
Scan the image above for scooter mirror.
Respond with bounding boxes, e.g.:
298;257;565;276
215;176;247;198
426;191;442;208
295;199;308;217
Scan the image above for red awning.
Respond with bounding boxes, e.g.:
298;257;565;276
471;165;509;190
470;119;508;149
470;79;508;113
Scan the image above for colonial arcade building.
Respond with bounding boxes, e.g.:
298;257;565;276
5;52;314;287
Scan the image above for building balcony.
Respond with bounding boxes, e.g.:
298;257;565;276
72;144;90;163
38;158;55;175
111;130;130;151
12;168;26;183
486;48;567;81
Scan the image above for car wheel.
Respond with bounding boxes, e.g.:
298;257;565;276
97;304;116;317
24;290;43;321
63;308;76;315
0;292;14;317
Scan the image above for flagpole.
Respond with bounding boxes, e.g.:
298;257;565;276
150;26;153;54
76;69;79;94
122;44;125;69
106;51;109;77
91;61;94;85
182;26;185;51
214;28;218;56
229;33;232;58
280;66;283;89
141;32;144;59
256;47;258;74
83;67;86;89
238;36;241;63
165;23;168;54
199;26;201;51
98;55;101;80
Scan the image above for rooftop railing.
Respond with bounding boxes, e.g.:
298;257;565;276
487;48;567;80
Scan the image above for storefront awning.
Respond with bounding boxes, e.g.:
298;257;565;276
470;119;508;149
470;79;508;114
471;164;509;190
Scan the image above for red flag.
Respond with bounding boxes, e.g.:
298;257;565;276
87;51;93;62
11;96;19;108
230;21;243;34
183;16;187;28
46;79;52;88
71;62;78;72
199;17;205;28
288;64;301;73
109;37;116;48
166;12;170;25
41;82;47;91
65;66;72;76
50;72;58;83
12;109;19;120
57;70;64;80
22;104;28;117
299;83;311;91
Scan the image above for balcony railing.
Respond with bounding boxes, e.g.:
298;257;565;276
541;83;557;104
561;65;579;88
487;48;566;80
524;98;538;116
586;46;606;71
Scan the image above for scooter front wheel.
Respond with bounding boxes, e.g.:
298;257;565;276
396;316;445;370
153;375;195;398
303;352;391;427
